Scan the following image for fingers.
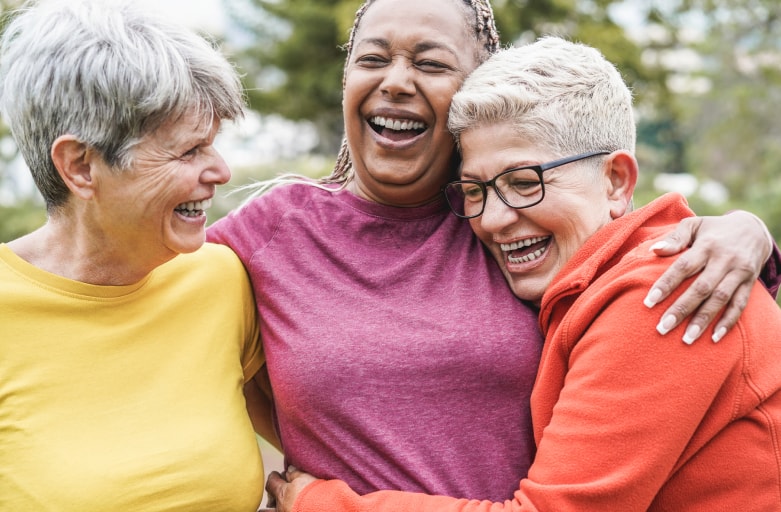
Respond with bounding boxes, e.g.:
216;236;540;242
648;217;702;256
265;471;286;509
645;211;767;344
709;283;751;342
645;251;704;309
264;466;319;512
653;264;754;344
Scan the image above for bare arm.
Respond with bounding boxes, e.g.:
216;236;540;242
243;364;282;451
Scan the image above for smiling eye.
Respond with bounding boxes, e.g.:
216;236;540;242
181;146;200;159
355;54;388;67
459;183;484;202
416;59;449;71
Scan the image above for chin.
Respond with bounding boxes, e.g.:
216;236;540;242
506;275;546;304
166;233;207;256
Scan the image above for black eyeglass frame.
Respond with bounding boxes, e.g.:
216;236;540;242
442;150;611;219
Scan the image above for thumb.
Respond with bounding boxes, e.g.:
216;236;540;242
265;471;287;506
650;216;701;255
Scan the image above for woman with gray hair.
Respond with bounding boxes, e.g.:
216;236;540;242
0;0;270;510
269;37;781;511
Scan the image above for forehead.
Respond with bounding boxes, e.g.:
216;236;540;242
354;0;477;56
139;111;218;151
459;122;553;178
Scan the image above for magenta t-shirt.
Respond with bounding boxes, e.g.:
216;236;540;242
208;184;543;500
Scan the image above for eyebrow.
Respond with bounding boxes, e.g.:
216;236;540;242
355;37;459;59
460;162;540;180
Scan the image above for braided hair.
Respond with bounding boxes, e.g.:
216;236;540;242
324;0;501;186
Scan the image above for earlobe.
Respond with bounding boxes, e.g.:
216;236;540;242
605;151;638;219
51;135;95;200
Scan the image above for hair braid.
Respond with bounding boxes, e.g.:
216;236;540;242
469;0;501;58
323;0;501;186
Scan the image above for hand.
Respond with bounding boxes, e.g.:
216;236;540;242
643;211;772;344
265;466;318;512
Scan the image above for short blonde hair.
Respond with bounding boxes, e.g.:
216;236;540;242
448;37;636;158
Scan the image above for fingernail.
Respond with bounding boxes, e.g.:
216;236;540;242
656;315;676;335
287;465;297;473
712;327;726;343
683;325;701;345
649;240;668;251
644;288;663;308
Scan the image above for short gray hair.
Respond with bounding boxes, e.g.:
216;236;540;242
0;0;245;210
448;36;636;159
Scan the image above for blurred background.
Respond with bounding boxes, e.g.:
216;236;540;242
0;0;777;492
1;0;779;246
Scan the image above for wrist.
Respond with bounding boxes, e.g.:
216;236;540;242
732;210;774;262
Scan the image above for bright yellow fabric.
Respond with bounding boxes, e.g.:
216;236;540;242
0;243;264;511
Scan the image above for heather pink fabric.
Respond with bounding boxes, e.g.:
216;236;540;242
208;183;543;500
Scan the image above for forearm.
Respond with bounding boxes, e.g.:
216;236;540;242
293;479;523;512
243;376;281;451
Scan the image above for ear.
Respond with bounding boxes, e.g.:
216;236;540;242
50;135;96;201
604;150;638;220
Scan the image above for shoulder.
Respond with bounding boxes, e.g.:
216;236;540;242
236;181;331;215
158;244;249;288
208;182;331;246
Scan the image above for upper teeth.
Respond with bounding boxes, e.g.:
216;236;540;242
370;116;426;131
176;198;211;212
500;236;547;252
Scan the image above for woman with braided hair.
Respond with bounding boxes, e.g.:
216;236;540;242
207;0;779;506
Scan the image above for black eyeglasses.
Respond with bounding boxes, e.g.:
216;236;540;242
442;150;610;219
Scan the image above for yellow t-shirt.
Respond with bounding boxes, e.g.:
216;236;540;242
0;243;264;511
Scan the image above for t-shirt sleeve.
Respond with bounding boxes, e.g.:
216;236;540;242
207;183;303;265
233;250;263;382
761;240;781;299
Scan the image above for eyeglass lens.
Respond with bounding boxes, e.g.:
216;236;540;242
444;167;543;218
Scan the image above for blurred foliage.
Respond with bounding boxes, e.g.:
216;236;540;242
222;0;780;240
224;0;354;153
1;0;780;257
0;202;45;241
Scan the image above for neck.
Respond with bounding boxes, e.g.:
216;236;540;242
8;219;167;286
346;180;444;208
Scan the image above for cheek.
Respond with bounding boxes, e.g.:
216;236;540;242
433;84;461;117
342;70;369;110
469;219;492;246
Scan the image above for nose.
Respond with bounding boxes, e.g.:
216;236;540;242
202;146;231;185
380;58;416;97
478;188;519;234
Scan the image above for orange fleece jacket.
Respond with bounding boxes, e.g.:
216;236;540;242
292;193;781;512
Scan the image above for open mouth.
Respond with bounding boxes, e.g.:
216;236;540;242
369;116;427;141
174;198;212;218
501;236;551;264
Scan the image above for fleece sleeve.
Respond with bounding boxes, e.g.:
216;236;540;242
289;272;751;512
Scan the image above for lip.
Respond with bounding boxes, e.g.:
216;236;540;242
173;196;213;223
498;235;552;272
365;107;429;150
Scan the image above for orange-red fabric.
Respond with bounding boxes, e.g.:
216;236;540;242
293;193;781;512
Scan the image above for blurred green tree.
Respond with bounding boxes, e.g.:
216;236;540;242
225;0;682;173
0;0;46;243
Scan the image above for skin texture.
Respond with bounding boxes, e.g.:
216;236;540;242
461;123;636;304
8;112;230;285
262;0;776;507
644;211;772;342
343;0;479;207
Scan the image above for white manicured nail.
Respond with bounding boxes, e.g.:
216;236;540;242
656;315;676;336
683;325;701;345
712;327;727;343
650;241;668;251
644;288;662;308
